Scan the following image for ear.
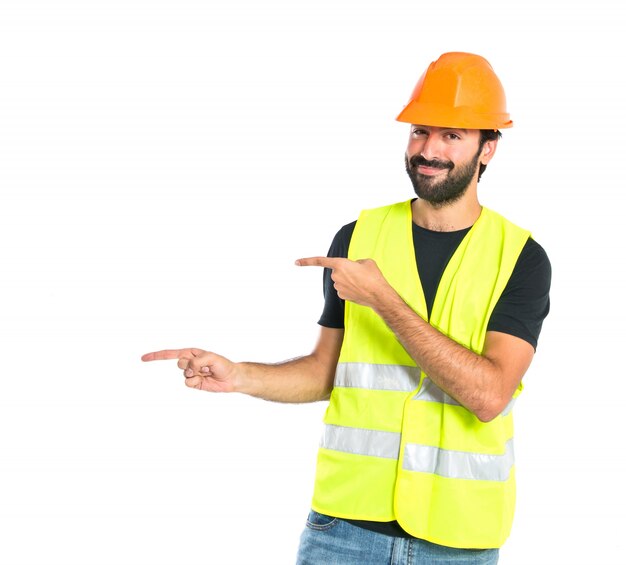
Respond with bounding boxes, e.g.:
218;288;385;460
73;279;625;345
480;137;498;165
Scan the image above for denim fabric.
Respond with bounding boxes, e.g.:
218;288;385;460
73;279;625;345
296;510;499;565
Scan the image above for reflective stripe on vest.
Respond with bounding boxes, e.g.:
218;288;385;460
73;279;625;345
403;438;515;482
414;377;517;416
320;423;514;482
335;363;517;416
321;424;401;459
334;362;420;392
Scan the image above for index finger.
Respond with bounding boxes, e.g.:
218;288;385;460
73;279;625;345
295;256;344;269
141;348;200;362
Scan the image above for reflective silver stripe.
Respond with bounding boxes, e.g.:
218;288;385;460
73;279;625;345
403;439;515;482
334;363;420;392
413;378;460;406
414;378;518;417
320;424;401;459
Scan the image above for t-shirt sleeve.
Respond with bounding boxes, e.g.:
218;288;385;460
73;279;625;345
487;238;552;350
317;221;356;328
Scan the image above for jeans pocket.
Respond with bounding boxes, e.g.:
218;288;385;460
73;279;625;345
305;510;339;531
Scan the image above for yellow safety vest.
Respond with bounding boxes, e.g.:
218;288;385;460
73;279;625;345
311;199;530;549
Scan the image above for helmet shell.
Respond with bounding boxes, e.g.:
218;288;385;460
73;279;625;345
396;52;513;129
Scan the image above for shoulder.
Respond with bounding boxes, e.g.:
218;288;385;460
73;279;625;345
504;236;551;303
514;238;552;284
482;209;550;278
338;220;357;241
358;199;412;222
329;200;411;256
327;221;357;258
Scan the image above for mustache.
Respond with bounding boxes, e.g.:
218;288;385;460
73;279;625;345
408;155;454;171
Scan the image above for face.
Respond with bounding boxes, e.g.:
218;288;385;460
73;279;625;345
404;126;487;207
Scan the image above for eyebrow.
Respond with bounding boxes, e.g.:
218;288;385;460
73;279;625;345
412;125;470;134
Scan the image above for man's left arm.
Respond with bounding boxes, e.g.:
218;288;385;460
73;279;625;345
296;256;535;422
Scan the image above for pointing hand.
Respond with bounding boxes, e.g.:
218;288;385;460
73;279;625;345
141;348;238;393
295;256;391;309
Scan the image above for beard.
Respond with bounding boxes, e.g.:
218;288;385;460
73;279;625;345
404;149;481;207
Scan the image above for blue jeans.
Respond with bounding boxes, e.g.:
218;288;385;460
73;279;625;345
296;510;499;565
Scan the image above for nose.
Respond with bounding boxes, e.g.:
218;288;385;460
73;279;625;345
418;134;443;161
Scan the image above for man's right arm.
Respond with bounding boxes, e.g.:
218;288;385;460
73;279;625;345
141;326;344;404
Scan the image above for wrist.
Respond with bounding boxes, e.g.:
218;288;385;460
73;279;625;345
371;286;405;318
231;362;250;394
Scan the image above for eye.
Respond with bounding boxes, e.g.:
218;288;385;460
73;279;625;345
411;128;428;137
444;132;462;140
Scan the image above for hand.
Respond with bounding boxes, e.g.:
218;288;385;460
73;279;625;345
295;256;392;309
141;348;238;392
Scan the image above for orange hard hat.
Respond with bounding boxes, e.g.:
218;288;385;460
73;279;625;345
396;52;513;129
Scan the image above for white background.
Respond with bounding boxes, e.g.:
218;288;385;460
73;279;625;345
1;1;624;564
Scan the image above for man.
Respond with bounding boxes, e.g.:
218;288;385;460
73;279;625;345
142;52;551;564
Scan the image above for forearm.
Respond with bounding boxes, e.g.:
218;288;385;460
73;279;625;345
295;257;531;421
235;354;335;403
374;290;501;421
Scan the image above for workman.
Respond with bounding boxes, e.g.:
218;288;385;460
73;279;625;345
142;52;551;565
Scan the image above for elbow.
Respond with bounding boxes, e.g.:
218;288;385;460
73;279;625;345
475;409;498;423
307;354;335;402
320;376;335;401
474;396;510;423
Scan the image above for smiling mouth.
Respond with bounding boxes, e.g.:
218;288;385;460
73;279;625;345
417;165;448;176
409;154;453;173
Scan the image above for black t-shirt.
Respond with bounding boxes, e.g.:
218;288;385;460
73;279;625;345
319;220;551;350
318;217;551;539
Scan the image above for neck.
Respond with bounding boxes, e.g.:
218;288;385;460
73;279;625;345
411;194;482;232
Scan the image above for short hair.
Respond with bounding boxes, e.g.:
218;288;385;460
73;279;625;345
477;129;502;182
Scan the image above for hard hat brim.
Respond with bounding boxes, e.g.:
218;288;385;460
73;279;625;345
396;100;513;130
